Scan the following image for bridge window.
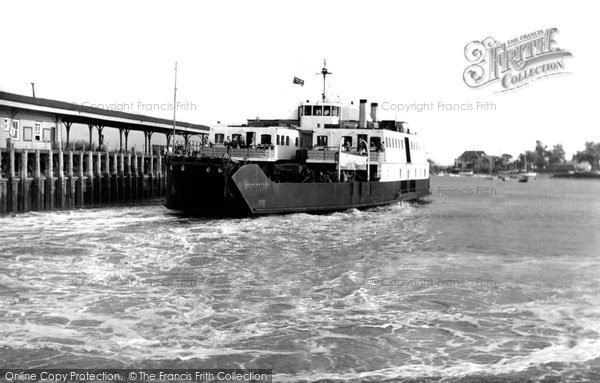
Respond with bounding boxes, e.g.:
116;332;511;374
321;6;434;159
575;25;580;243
295;137;299;146
285;136;290;146
342;136;352;147
303;105;312;116
314;105;322;116
298;106;303;117
276;135;280;145
214;133;224;144
370;137;381;148
316;135;328;146
260;134;272;144
332;106;339;117
323;106;331;116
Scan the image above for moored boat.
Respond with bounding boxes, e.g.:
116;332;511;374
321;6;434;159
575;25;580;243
165;63;430;216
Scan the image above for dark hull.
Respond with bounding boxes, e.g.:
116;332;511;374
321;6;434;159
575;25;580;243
166;161;430;216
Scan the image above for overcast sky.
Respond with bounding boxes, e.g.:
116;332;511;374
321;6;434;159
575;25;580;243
1;0;597;164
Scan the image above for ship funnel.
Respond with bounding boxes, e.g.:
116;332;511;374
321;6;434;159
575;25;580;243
370;102;378;123
359;99;367;128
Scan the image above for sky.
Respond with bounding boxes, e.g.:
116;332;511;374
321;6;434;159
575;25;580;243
1;0;597;164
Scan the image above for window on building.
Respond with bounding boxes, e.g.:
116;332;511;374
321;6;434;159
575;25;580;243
276;135;280;145
10;120;19;140
23;126;33;141
260;134;272;144
214;133;224;144
43;128;51;142
285;136;290;146
34;122;42;141
323;106;331;116
295;137;299;147
316;135;328;146
303;105;312;116
313;105;322;116
332;106;339;117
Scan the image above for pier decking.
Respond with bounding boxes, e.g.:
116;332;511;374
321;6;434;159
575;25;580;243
0;148;166;213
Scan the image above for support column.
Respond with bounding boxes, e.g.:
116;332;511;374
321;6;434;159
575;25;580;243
119;128;124;152
147;131;154;155
96;125;105;149
143;131;148;155
124;129;130;152
88;124;94;151
183;133;190;152
63;121;73;150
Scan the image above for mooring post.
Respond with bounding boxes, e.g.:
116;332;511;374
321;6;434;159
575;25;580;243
87;151;94;205
45;150;54;210
149;154;155;197
132;152;138;199
57;150;65;209
65;151;74;208
20;151;30;211
0;150;5;214
125;152;132;200
7;149;17;212
157;154;163;196
95;152;102;204
112;152;119;202
76;151;84;207
32;150;43;210
104;152;111;202
139;154;145;198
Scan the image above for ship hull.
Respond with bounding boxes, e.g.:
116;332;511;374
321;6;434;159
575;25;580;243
166;161;430;216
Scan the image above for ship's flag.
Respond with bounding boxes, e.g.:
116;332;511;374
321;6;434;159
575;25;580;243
293;76;304;86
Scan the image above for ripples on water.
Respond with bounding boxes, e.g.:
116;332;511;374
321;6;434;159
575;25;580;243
0;176;599;381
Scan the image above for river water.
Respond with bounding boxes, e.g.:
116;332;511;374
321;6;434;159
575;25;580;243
1;175;599;382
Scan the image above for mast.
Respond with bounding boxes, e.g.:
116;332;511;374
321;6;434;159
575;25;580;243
320;59;332;102
171;62;178;153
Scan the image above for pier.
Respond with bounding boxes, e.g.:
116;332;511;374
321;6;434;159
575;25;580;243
0;148;166;213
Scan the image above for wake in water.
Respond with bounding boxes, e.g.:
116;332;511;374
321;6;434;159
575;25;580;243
1;178;600;381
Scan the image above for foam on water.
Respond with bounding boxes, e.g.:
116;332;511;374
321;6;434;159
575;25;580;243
1;177;599;380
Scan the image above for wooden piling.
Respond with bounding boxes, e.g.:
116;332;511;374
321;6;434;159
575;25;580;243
0;149;166;214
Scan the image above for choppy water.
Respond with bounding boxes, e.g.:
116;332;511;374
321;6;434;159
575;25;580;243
1;176;599;382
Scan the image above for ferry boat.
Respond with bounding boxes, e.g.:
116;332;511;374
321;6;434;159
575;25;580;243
165;63;430;216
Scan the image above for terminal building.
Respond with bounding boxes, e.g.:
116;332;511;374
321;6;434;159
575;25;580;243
0;91;209;153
